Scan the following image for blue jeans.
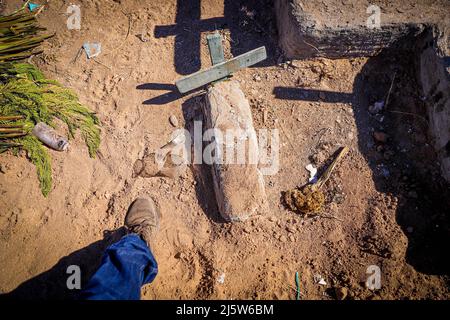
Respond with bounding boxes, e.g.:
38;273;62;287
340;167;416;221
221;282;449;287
80;234;158;300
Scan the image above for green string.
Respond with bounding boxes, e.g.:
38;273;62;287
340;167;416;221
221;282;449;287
295;272;300;300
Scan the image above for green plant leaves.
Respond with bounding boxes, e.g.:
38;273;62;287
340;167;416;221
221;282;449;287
0;63;101;196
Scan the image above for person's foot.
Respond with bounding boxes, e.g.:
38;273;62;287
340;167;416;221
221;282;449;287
125;198;160;248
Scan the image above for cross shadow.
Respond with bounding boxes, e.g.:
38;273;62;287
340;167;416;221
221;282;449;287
0;228;126;300
137;83;184;105
273;87;354;103
154;0;276;76
137;83;204;105
143;0;276;107
273;35;450;276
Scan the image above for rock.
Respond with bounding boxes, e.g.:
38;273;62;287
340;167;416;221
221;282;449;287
169;114;178;127
335;287;348;300
368;101;384;114
204;80;267;222
376;144;385;153
174;252;185;259
136;33;149;42
286;226;295;233
373;131;388;143
375;114;385;123
253;74;261;82
279;235;287;242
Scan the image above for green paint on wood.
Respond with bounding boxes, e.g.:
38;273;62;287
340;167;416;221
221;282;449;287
175;46;267;93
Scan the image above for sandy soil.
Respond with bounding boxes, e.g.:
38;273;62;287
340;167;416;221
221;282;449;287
0;0;449;300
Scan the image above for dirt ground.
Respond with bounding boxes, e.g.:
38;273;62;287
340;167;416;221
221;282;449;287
0;0;449;300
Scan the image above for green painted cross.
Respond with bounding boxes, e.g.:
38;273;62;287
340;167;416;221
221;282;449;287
175;33;267;93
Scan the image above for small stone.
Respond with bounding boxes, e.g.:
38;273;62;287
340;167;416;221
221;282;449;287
376;144;384;152
288;235;295;242
243;227;252;234
375;114;385;123
279;235;287;242
253;74;261;82
368;101;384;114
169;114;178;127
373;131;388;143
286;226;295;233
174;252;184;259
136;33;149;42
335;287;348;300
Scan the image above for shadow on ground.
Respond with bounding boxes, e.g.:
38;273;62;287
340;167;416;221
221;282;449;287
274;32;450;276
0;228;126;300
352;35;450;276
140;0;278;106
154;0;277;75
181;94;226;224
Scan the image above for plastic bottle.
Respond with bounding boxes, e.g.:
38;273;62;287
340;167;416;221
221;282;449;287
32;122;69;151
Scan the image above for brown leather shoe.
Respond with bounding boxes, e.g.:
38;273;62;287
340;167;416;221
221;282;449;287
125;198;160;248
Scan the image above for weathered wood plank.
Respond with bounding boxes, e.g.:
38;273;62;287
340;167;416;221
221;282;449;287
206;33;225;65
176;46;267;93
